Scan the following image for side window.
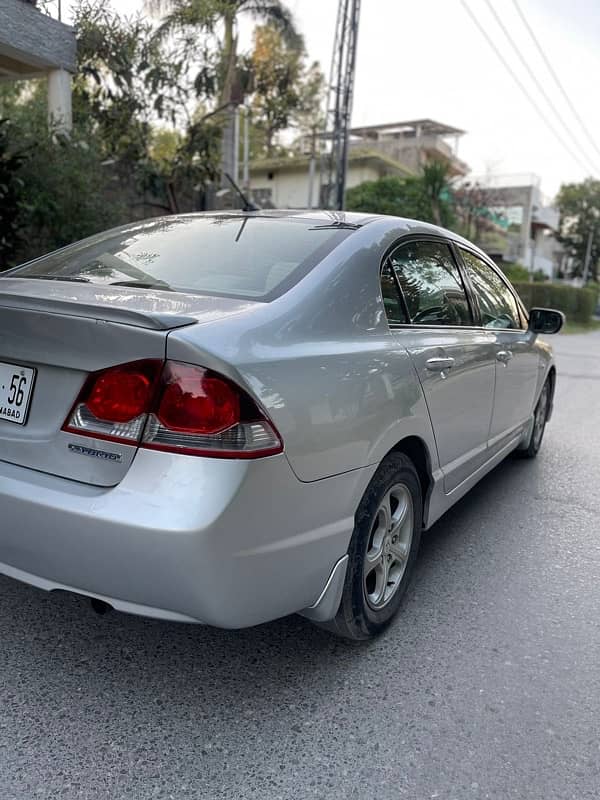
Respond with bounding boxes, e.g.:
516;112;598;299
389;240;473;326
460;249;522;330
380;262;408;324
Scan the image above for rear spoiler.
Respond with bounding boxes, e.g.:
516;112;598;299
0;294;197;331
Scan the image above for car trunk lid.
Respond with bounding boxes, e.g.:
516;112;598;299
0;278;257;486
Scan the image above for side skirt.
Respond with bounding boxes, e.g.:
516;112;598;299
425;432;524;529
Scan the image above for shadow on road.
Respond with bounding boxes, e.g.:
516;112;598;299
0;453;536;703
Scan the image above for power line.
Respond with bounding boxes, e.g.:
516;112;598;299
482;0;599;175
510;0;600;164
459;0;594;176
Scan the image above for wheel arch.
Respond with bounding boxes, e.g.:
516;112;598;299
384;435;435;524
546;364;557;421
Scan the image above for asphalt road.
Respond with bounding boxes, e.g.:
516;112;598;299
1;331;599;800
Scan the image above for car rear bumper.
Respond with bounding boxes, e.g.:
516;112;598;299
0;451;375;628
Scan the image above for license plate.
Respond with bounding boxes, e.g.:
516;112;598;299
0;362;36;425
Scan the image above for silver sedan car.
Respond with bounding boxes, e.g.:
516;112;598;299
0;211;563;639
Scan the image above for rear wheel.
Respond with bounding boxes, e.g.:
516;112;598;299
518;379;551;459
319;453;422;640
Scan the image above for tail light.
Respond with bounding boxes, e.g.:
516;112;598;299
62;359;283;458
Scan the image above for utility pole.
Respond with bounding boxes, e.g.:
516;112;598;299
242;106;250;194
529;237;537;282
307;126;317;209
232;106;240;186
323;0;361;211
582;228;594;285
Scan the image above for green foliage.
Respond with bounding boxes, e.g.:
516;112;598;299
147;0;302;104
498;262;530;283
17;133;121;260
249;25;301;157
346;164;454;228
586;280;600;298
74;1;215;163
556;178;600;280
0;0;316;265
420;162;453;227
0;119;29;268
512;282;596;324
0;81;120;266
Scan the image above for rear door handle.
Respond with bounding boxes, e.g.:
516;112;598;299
425;357;455;373
496;350;513;364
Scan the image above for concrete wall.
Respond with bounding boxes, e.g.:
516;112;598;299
250;162;382;208
348;135;468;177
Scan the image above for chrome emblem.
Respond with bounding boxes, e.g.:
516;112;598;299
68;443;122;462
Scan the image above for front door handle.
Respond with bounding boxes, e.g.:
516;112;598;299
496;350;513;364
425;357;455;373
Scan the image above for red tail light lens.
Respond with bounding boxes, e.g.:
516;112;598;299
86;363;157;423
63;360;162;444
62;359;283;458
156;363;240;434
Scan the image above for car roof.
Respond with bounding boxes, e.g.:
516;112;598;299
193;209;481;251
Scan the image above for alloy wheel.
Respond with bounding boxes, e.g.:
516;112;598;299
363;483;414;610
533;384;549;449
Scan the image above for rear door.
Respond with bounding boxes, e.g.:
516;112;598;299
384;239;497;493
457;248;538;453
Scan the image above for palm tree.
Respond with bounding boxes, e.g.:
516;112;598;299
146;1;301;185
421;161;453;227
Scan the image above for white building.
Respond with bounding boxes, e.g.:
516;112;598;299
474;175;563;278
249;118;471;210
348;119;469;178
249;147;413;209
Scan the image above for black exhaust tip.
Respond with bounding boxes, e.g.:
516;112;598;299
90;597;112;615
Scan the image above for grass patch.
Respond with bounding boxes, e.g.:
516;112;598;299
561;319;600;334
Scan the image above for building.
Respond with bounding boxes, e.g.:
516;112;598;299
348;119;469;177
472;175;563;278
249;147;413;210
0;0;76;133
248;118;469;210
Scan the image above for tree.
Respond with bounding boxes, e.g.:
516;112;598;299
73;1;211;164
291;60;325;143
0;80;121;265
346;176;431;219
73;0;221;212
146;0;301;179
346;163;453;227
0;119;29;268
249;24;301;157
248;23;323;158
420;161;453;228
556;178;600;281
452;181;506;243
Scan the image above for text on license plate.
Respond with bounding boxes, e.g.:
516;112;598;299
0;362;36;425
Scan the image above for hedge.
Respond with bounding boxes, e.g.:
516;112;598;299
511;282;597;324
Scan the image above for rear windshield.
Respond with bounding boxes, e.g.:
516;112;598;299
7;215;353;301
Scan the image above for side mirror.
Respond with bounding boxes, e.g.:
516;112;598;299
528;307;565;335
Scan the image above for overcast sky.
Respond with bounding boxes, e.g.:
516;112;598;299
61;0;600;199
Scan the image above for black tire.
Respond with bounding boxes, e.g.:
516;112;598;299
517;378;551;459
319;452;422;641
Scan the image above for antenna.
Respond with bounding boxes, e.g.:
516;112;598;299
223;172;259;212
